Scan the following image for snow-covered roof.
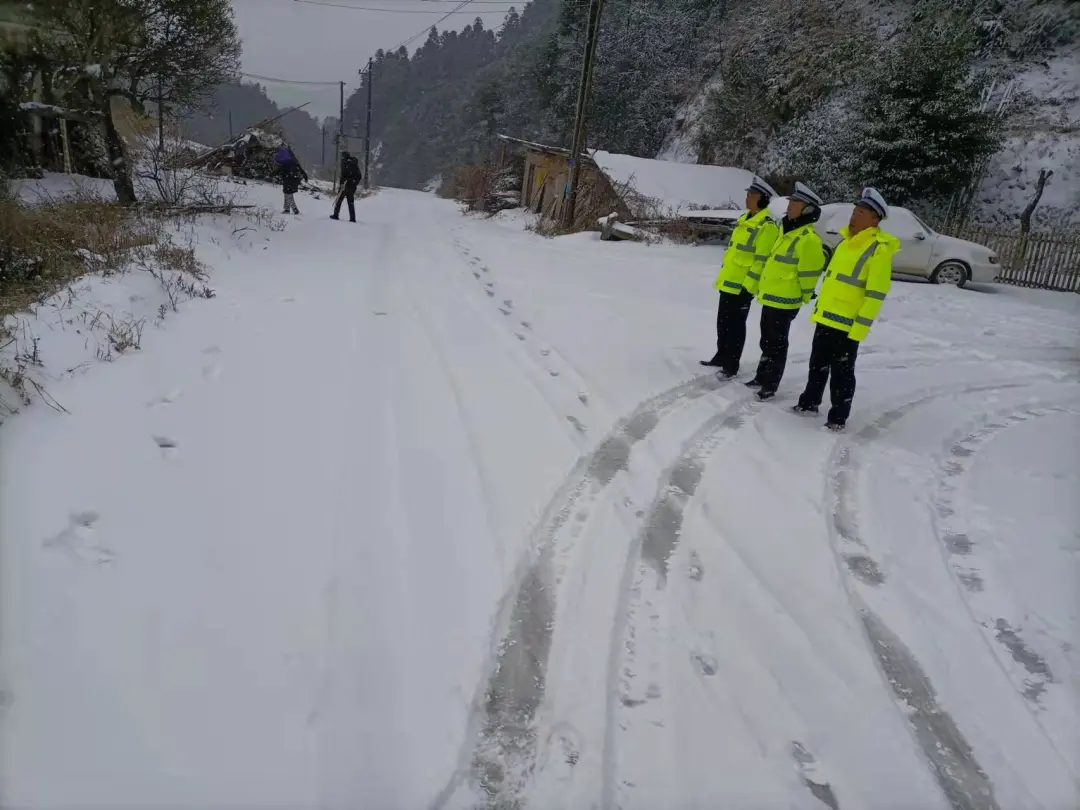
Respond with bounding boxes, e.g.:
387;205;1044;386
590;150;753;213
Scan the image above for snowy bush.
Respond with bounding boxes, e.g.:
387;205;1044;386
854;3;1005;207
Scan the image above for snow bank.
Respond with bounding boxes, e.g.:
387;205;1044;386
591;149;752;213
11;173;116;207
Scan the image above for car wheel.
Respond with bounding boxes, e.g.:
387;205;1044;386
930;260;970;288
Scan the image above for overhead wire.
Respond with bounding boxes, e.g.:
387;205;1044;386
386;0;476;52
240;71;343;86
291;0;514;12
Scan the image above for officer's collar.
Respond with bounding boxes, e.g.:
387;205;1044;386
840;225;880;242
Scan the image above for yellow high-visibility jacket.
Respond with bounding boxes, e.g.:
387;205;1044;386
714;208;779;294
746;221;825;310
812;226;900;341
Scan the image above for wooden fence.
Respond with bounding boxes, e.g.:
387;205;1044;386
941;225;1080;292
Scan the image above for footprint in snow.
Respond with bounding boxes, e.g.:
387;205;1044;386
578;392;589;406
202;363;222;379
521;321;532;330
147;390;180;408
485;289;495;298
503;299;513;308
473;271;481;279
691;652;718;676
688;551;705;582
499;308;512;317
153;435;179;459
540;349;551;357
790;741;840;810
43;511;114;564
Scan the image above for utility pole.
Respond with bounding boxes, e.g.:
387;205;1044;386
157;78;165;152
364;57;373;190
335;80;345;193
560;0;606;230
321;120;327;174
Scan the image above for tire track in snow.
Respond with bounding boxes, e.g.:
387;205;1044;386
930;399;1080;780
828;379;1042;588
601;392;765;810
823;375;1062;810
428;372;733;810
447;232;603;423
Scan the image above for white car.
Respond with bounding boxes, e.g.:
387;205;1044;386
814;203;1000;287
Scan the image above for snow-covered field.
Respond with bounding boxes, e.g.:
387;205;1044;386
1;182;1077;810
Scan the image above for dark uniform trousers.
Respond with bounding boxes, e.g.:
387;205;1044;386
334;179;359;221
753;305;799;393
713;289;755;375
798;323;860;425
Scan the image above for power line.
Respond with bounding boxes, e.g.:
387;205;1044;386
387;0;477;52
292;0;513;12
240;71;345;88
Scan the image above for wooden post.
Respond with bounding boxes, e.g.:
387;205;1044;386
560;0;605;231
59;117;72;174
364;58;373;190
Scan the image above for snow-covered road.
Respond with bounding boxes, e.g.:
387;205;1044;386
1;187;1078;810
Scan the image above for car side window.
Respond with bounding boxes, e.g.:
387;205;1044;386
883;212;922;240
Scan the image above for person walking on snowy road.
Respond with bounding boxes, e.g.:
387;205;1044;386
701;175;779;377
275;146;308;215
742;181;826;400
793;188;898;431
331;151;362;222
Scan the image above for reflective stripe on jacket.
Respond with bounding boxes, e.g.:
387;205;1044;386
748;222;825;310
811;226;900;341
713;208;779;294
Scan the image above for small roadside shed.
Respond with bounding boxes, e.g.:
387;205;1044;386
497;134;631;230
497;133;755;232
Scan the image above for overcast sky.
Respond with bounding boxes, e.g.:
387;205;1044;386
229;0;518;120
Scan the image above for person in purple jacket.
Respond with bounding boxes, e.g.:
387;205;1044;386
274;145;308;214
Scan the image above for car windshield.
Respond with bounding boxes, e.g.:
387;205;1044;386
912;213;936;235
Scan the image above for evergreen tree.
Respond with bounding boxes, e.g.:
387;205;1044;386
854;4;1004;207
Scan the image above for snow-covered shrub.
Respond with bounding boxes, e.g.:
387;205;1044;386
449;152;522;215
854;2;1005;207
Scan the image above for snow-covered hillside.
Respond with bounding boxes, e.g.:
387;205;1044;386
660;1;1080;226
1;184;1078;809
982;50;1080;226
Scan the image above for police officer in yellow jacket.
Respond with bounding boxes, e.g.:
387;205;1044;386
701;176;780;377
794;188;898;430
743;181;826;400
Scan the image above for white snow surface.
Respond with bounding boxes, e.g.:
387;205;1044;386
11;172;116;207
980;50;1080;226
1;185;1079;810
591;149;752;213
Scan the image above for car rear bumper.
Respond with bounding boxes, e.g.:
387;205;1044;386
969;262;999;284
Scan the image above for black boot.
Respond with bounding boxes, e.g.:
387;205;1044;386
330;214;339;220
700;355;723;367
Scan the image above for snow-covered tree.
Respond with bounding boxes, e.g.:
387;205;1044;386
31;0;240;203
854;2;1004;207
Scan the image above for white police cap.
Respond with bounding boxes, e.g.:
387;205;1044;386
856;187;888;219
790;181;824;209
746;175;778;200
